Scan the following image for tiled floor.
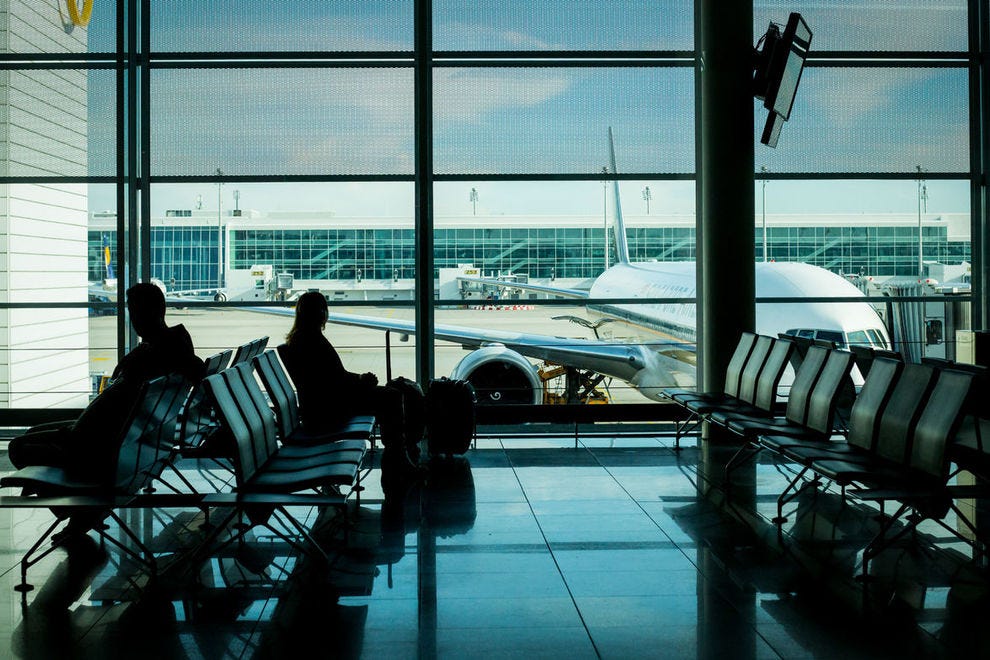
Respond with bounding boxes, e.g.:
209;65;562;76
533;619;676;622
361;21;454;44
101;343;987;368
0;434;988;659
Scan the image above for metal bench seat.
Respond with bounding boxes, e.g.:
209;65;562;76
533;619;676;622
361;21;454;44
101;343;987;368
0;374;194;593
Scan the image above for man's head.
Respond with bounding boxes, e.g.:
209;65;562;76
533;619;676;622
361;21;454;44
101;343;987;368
126;282;167;339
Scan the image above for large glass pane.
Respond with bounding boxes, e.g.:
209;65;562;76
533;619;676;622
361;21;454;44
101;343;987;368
754;1;968;53
1;10;117;409
150;0;413;53
433;180;697;405
435;0;693;52
757;67;969;173
136;182;416;377
0;68;115;177
1;0;115;54
150;67;414;177
434;67;694;176
757;179;971;362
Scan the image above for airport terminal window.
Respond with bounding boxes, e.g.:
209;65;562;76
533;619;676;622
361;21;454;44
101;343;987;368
0;1;984;413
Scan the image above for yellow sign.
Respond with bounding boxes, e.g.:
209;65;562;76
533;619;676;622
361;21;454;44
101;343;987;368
66;0;94;27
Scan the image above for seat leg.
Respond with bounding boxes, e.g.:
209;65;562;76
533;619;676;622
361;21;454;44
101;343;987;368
774;466;810;525
14;518;64;593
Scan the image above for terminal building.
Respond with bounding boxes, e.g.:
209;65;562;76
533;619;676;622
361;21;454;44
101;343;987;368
88;209;972;296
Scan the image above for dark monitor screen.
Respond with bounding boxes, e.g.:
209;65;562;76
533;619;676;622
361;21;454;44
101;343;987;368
761;112;784;149
764;12;812;122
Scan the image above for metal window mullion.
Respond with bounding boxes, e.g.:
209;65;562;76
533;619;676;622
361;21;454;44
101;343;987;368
694;0;705;383
124;0;140;354
140;0;151;286
115;0;127;359
414;0;434;387
973;0;989;330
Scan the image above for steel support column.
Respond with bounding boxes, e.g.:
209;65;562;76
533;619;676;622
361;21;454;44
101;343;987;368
697;0;756;396
697;0;756;504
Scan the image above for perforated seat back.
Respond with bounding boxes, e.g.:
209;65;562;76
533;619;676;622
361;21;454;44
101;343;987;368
230;336;270;367
911;369;973;478
802;349;856;436
845;357;903;451
228;362;280;456
204;348;233;376
203;364;279;487
114;374;191;493
176;351;232;448
254;349;300;440
753;338;794;412
737;335;773;405
875;363;938;465
783;345;829;426
724;332;758;398
204;372;254;485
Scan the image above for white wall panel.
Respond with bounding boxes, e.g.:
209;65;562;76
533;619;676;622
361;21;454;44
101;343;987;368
1;3;90;408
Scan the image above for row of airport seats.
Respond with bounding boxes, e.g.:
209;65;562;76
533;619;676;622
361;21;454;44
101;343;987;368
663;332;990;578
0;335;375;592
662;332;798;449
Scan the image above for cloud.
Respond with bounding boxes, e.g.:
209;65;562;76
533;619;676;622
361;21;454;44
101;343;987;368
433;68;574;123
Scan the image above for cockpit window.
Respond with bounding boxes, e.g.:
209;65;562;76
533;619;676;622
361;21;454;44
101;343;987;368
866;328;888;349
787;327;888;351
815;330;844;347
846;330;871;347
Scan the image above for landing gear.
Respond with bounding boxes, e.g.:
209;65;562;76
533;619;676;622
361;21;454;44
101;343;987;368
539;363;611;405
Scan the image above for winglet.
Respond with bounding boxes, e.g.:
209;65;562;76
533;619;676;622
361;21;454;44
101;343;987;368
607;127;631;265
102;233;115;280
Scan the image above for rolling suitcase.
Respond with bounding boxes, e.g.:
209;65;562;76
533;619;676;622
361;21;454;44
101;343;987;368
386;376;427;462
426;377;477;457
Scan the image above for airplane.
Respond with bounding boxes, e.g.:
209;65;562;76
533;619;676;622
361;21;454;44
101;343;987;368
88;233;121;314
231;128;890;405
89;233;174;312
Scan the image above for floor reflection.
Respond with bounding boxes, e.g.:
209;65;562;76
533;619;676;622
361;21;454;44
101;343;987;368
1;438;988;659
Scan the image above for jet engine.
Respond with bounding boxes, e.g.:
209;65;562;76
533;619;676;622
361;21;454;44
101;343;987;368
449;344;543;405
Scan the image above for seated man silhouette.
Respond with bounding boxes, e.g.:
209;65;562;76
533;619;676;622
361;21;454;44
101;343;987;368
277;291;424;481
9;282;206;488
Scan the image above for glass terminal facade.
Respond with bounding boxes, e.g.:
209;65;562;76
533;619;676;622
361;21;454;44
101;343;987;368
2;0;986;411
89;213;971;294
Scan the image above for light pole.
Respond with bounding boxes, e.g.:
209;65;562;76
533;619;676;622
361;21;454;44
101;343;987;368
216;168;224;289
916;165;926;277
601;166;609;271
760;166;769;262
470;187;478;215
642;186;652;214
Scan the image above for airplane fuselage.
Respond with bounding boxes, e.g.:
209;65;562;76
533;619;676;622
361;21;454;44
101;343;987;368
587;260;890;350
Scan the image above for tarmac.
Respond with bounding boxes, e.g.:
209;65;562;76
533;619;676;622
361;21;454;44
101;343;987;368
89;305;653;403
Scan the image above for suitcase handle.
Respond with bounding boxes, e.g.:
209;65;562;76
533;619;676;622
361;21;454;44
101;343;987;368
385;329;393;382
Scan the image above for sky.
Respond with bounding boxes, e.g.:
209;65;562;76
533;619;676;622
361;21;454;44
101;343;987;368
87;177;969;224
80;1;973;219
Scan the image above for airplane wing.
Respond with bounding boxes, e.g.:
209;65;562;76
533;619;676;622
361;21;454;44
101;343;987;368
327;312;657;383
238;305;695;395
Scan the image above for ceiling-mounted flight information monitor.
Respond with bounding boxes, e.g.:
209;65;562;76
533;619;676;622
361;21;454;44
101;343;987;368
754;12;812;148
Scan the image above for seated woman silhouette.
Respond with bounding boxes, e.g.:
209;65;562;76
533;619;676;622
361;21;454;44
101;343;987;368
277;291;423;479
9;282;206;481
